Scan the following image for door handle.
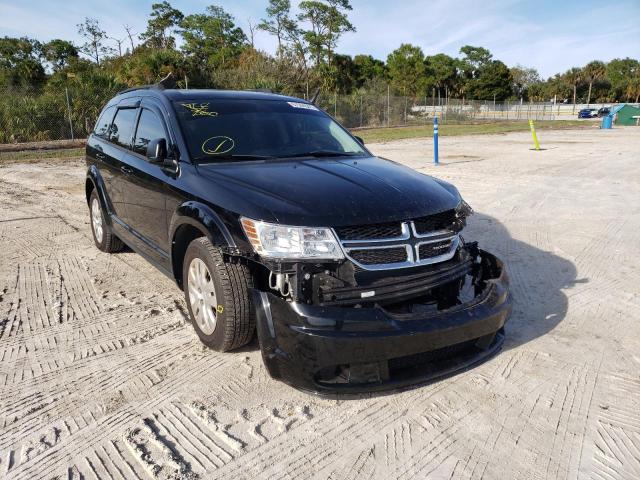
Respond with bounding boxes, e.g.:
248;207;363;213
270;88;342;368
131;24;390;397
95;153;105;160
120;166;133;175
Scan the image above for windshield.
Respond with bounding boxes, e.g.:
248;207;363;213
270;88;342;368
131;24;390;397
173;98;368;161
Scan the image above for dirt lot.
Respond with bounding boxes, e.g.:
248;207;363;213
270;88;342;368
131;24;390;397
1;127;639;479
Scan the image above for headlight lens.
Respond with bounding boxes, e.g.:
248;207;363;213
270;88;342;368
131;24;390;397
240;217;344;259
456;198;474;217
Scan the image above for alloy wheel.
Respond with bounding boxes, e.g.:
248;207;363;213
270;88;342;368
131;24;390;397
91;198;103;243
187;258;218;335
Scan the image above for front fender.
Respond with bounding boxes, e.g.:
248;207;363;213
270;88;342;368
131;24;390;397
86;166;113;226
168;201;236;248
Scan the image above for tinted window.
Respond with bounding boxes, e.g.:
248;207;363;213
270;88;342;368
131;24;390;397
109;108;138;148
94;106;115;139
133;109;166;156
173;99;368;161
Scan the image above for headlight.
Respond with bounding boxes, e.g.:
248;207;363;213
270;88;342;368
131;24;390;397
456;198;474;217
240;217;344;260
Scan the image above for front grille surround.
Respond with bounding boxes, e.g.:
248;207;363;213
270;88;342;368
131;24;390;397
335;216;460;271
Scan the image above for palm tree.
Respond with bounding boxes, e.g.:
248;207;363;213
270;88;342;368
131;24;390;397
563;67;582;113
626;73;640;103
583;61;606;106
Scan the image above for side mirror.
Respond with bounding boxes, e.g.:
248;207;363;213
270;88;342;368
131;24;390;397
354;135;365;145
146;138;167;163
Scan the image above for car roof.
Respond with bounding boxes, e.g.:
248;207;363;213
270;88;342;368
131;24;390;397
162;89;303;102
115;87;306;104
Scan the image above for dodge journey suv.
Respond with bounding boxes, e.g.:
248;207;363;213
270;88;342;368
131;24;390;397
86;81;511;393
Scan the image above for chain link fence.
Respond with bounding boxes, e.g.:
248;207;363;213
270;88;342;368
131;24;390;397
313;93;628;128
0;85;121;144
313;93;590;129
0;85;606;145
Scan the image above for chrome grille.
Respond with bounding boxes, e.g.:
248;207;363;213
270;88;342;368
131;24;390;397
418;239;455;261
335;215;459;271
413;209;457;235
334;221;402;240
350;246;409;265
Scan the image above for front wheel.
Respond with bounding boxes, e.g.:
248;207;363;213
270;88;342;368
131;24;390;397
89;190;123;253
183;237;255;351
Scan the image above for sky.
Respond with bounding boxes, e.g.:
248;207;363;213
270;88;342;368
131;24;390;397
1;0;639;78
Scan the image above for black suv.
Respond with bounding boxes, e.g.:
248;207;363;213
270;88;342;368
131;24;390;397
86;83;511;393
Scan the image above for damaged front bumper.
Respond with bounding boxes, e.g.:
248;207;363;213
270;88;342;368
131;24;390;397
250;248;511;394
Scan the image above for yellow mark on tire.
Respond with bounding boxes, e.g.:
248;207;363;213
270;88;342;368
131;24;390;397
216;305;224;314
202;136;235;155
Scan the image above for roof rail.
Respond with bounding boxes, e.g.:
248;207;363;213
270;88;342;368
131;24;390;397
245;88;273;93
117;72;177;96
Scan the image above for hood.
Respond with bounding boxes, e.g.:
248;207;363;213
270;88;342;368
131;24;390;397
195;156;461;226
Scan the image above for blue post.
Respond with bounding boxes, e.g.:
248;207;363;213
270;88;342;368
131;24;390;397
433;116;439;165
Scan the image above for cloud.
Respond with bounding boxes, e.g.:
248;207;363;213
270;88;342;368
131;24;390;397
336;0;640;76
0;0;148;48
1;0;638;77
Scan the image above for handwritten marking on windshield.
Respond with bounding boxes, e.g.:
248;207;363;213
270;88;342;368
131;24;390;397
202;136;235;155
182;103;219;117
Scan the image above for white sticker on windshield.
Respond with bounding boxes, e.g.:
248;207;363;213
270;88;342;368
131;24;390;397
287;101;318;111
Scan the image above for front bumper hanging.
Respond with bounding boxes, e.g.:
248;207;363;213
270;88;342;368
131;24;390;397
251;248;512;394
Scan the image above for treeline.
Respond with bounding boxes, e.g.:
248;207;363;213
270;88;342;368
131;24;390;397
1;1;639;119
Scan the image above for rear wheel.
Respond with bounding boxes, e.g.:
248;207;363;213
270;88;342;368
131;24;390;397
89;190;123;253
183;237;255;351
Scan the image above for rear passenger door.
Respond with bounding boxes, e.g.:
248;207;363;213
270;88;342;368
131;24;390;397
105;103;140;225
86;104;137;222
119;100;173;267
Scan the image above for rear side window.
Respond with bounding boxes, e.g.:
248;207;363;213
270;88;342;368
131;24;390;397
109;108;138;148
94;106;115;139
133;109;166;156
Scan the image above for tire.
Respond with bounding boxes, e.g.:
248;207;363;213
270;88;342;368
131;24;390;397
183;237;255;351
89;190;123;253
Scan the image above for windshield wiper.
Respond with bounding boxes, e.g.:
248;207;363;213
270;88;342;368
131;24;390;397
280;150;363;158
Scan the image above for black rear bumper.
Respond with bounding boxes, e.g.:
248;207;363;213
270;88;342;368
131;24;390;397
251;249;512;394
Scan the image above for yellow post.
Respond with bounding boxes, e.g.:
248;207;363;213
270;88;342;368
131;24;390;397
529;119;541;150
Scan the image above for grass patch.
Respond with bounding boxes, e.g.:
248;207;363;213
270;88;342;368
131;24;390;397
356;120;595;143
0;147;84;164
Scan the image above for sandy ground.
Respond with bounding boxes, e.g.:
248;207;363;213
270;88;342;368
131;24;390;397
0;127;639;480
